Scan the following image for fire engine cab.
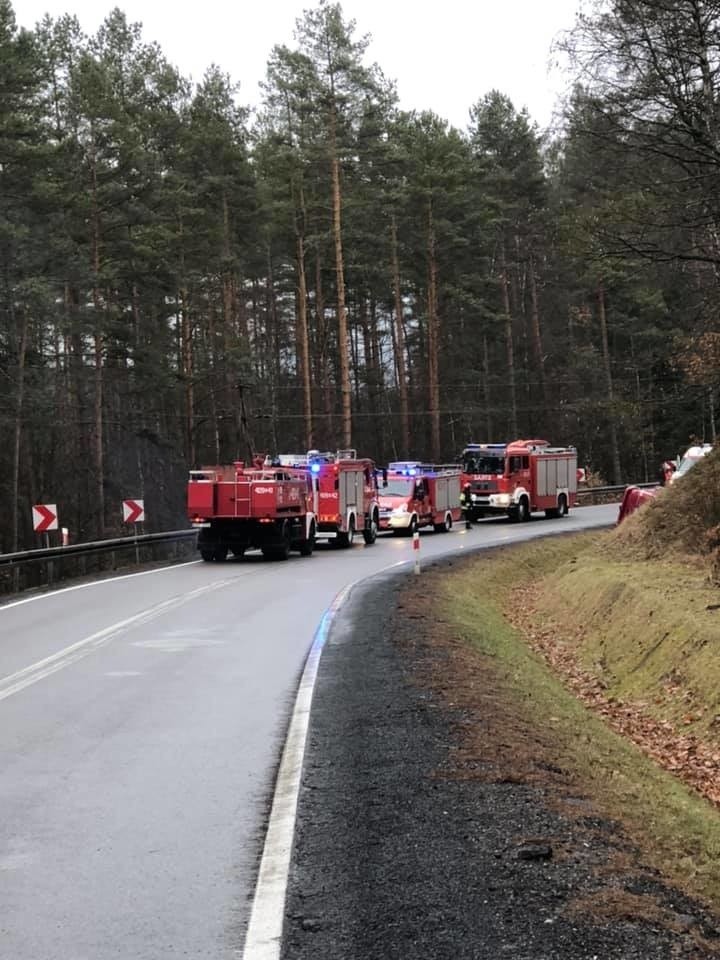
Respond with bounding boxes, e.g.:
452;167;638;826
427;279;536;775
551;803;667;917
187;462;317;561
272;450;380;547
460;439;577;522
378;462;462;534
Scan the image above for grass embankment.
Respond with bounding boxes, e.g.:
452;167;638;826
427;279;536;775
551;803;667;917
439;482;720;907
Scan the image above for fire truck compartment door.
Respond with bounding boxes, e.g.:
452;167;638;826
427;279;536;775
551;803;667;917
536;457;574;496
340;470;359;510
435;476;460;511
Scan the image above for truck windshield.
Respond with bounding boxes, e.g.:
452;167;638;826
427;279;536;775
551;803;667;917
463;455;505;475
382;478;415;496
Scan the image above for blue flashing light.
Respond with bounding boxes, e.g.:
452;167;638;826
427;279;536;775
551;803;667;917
409;468;418;475
310;463;321;474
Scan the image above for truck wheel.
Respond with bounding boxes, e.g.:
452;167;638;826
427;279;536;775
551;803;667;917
362;514;377;545
299;522;315;557
516;498;530;523
262;542;290;561
405;516;418;536
558;494;568;517
433;512;452;533
337;517;355;548
200;548;215;562
231;547;246;558
213;545;228;561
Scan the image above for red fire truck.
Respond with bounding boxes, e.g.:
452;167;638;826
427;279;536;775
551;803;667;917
378;462;462;534
273;450;380;547
460;439;577;522
187;462;317;561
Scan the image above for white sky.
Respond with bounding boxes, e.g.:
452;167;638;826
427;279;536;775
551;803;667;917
13;0;582;131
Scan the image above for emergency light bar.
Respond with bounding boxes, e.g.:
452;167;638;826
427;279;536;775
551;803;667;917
463;442;507;452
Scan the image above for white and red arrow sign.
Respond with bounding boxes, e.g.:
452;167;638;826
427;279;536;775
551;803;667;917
32;504;58;533
122;499;145;524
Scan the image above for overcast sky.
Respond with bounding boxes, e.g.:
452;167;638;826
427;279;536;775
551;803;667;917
13;0;582;131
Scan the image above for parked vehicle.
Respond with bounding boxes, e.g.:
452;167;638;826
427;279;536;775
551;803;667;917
188;462;317;561
669;444;713;484
460;439;577;522
617;485;658;524
378;462;462;535
273;449;380;546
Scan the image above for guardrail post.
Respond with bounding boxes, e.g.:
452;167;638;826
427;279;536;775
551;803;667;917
413;529;420;575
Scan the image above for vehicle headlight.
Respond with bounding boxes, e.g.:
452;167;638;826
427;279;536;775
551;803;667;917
391;504;408;515
493;493;511;506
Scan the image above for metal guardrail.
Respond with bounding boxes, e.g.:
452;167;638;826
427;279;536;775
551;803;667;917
0;529;197;569
0;528;198;598
576;482;657;503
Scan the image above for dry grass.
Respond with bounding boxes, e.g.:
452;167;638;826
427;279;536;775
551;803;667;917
436;536;720;910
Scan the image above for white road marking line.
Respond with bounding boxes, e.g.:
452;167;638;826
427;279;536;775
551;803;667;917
0;578;236;703
0;560;202;613
241;582;353;960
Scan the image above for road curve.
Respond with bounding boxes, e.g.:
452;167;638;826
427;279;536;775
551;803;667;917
0;506;616;959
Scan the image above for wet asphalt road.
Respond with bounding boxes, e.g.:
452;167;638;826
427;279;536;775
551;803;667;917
0;506;615;959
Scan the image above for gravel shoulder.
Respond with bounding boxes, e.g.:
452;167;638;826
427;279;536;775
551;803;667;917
281;559;720;960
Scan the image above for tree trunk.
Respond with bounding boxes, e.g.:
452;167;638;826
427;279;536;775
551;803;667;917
499;239;518;437
295;184;313;449
427;202;441;461
483;334;493;440
528;251;548;412
90;135;105;537
330;124;352;447
10;301;28;552
178;214;195;465
391;215;410;456
315;255;333;445
597;281;622;483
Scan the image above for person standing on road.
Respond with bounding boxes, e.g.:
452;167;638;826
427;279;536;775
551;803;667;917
460;483;473;529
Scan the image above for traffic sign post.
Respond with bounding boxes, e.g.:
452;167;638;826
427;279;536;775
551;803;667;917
123;499;145;565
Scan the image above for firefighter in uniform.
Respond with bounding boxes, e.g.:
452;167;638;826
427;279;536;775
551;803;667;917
460;483;473;529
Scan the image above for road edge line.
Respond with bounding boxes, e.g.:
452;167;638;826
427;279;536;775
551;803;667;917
240;579;359;960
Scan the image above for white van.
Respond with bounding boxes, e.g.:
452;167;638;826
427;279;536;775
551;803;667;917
670;443;713;483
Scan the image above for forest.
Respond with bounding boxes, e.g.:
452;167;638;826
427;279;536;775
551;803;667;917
1;0;719;548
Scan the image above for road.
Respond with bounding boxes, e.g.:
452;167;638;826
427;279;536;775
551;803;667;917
0;506;616;959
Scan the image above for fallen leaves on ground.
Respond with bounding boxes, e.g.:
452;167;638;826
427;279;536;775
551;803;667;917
506;584;720;808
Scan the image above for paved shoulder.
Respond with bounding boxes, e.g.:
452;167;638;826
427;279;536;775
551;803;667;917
282;567;716;960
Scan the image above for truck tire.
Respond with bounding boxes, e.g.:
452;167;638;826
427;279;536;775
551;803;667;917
336;517;355;549
362;514;378;545
262;524;291;561
213;545;228;561
404;515;418;536
433;512;452;533
298;522;315;557
514;497;530;523
200;548;215;562
546;494;569;520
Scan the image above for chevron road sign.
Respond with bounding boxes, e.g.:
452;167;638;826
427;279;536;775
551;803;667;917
32;504;58;533
122;499;145;524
